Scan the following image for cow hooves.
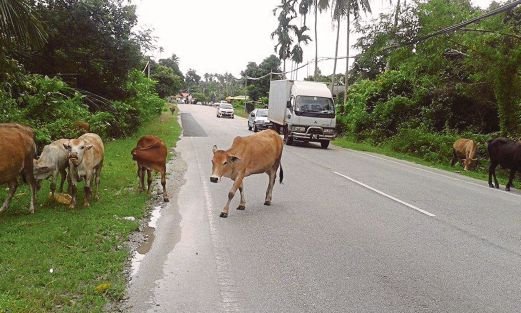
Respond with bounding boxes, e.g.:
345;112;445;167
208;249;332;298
489;184;494;188
237;205;245;210
220;212;228;218
264;201;271;206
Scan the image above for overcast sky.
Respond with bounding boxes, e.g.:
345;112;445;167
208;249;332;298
135;0;495;80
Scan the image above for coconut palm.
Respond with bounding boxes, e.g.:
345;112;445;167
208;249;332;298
340;0;371;104
0;0;47;49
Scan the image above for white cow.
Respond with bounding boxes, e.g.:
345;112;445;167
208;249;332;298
33;139;70;197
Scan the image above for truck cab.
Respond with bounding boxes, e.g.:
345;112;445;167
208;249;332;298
268;80;336;149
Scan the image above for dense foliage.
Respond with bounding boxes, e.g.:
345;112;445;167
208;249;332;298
0;0;170;148
339;0;521;163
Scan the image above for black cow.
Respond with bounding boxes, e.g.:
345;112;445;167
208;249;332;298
487;137;521;191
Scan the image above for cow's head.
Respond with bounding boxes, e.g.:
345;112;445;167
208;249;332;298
63;139;92;166
210;145;240;183
463;158;478;171
33;159;52;181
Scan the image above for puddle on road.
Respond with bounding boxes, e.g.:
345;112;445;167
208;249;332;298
130;205;162;277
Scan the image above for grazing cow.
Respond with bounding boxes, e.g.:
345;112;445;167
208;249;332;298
210;129;284;218
487;137;521;191
64;133;104;208
33;139;70;197
451;138;479;171
0;123;37;214
169;105;176;115
131;135;169;202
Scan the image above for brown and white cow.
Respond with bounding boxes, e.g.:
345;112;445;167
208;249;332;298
0;123;37;214
210;129;284;218
33;139;70;197
451;138;478;171
131;135;169;202
63;133;104;208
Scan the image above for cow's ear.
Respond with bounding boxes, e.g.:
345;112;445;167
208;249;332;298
85;144;93;150
212;145;218;153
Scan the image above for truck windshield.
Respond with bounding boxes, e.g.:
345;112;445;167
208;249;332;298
294;96;335;117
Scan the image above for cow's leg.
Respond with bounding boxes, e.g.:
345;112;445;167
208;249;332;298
161;166;169;202
221;175;244;218
506;168;517;191
94;165;102;200
236;182;245;210
83;173;93;207
137;166;145;191
27;176;36;214
489;162;499;188
58;168;67;193
0;181;18;213
50;175;57;197
264;166;278;206
451;149;457;166
146;169;153;193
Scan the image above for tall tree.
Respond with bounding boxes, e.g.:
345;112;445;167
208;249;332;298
342;0;371;104
0;0;47;49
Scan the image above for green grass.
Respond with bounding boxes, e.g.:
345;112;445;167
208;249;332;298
0;109;181;313
333;136;514;186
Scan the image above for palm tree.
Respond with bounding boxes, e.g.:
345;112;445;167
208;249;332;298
290;25;311;80
272;0;298;74
314;0;330;80
0;0;47;49
342;0;371;104
330;0;346;93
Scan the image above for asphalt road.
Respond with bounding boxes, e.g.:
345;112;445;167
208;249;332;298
126;104;521;313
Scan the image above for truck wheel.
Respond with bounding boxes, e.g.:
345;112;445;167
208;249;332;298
320;140;330;149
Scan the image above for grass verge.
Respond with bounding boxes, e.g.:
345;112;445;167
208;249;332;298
333;136;514;187
0;108;181;313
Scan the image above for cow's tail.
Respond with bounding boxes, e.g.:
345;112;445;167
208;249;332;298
279;163;284;184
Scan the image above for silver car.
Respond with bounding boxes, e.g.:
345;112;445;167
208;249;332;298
216;103;234;118
248;108;271;132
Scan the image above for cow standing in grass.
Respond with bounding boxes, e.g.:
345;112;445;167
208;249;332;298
64;133;104;208
131;135;169;202
33;139;70;198
0;123;37;214
451;138;479;171
487;137;521;191
210;129;284;218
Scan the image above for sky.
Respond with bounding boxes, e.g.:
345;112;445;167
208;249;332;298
135;0;495;80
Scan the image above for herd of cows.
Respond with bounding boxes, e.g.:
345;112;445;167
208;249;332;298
0;123;168;214
3;120;521;218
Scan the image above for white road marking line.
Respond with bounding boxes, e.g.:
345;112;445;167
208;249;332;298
333;171;436;217
354;150;521;199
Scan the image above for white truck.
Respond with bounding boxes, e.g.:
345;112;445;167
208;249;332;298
268;80;336;149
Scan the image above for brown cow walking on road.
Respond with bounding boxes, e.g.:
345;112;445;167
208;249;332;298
210;129;284;218
0;123;37;214
131;135;169;202
64;133;104;208
451;138;478;171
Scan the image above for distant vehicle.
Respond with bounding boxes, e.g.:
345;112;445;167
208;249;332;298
248;108;271;132
217;103;234;118
268;80;336;149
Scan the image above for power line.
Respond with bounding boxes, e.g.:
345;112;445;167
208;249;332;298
245;0;521;80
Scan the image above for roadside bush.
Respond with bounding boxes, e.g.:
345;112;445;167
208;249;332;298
387;127;457;163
